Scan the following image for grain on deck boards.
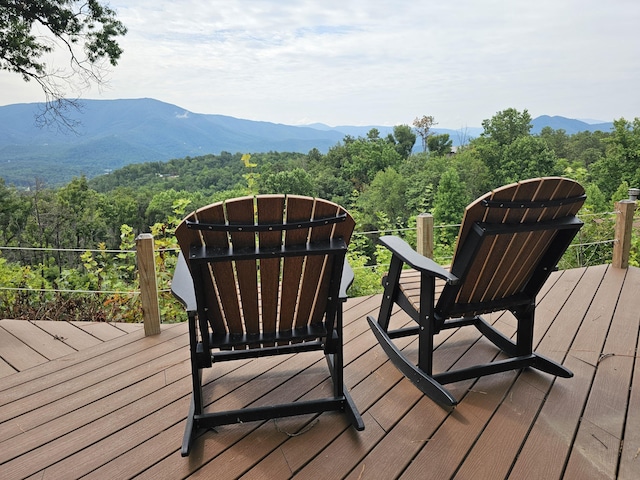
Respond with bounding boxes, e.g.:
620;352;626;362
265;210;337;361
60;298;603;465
1;266;639;479
0;319;144;378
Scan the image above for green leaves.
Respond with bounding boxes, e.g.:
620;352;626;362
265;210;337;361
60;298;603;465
0;1;127;126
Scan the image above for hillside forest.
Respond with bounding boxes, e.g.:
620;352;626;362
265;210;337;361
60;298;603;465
1;108;639;322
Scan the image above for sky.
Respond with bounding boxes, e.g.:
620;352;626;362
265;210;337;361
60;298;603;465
1;0;639;128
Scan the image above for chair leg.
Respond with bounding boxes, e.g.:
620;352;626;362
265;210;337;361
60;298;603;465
325;351;365;431
474;313;573;379
181;395;197;457
343;386;365;431
377;256;404;330
183;367;204;457
512;306;573;378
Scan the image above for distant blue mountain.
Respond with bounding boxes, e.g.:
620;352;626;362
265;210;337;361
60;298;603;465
0;98;614;187
530;115;613;135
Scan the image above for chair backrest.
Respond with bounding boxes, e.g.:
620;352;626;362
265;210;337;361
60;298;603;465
437;177;585;319
175;195;355;347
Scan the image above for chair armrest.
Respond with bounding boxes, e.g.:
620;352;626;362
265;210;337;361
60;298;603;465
378;235;459;285
171;252;198;312
339;257;355;299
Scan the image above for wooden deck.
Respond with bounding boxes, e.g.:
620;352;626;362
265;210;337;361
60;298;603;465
1;264;639;479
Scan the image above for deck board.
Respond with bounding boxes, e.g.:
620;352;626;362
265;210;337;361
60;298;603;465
0;321;50;372
1;265;639;479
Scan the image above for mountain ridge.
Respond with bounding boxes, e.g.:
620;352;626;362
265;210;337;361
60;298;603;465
0;98;615;187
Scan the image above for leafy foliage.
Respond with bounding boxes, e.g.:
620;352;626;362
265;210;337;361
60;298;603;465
432;168;469;247
0;0;127;126
1;108;638;323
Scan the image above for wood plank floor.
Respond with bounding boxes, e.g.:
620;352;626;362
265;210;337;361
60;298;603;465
1;264;639;479
0;320;143;377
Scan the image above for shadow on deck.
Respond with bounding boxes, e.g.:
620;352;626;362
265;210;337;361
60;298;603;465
1;264;639;479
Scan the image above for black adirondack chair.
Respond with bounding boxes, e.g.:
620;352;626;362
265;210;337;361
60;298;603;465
368;177;586;408
172;194;364;456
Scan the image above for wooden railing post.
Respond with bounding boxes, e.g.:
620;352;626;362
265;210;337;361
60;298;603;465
612;194;637;269
136;233;161;335
416;213;434;259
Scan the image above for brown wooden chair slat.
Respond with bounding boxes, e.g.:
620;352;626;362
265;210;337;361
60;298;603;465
368;177;586;408
172;194;364;456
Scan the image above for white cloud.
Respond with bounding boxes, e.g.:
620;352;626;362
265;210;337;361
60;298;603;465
1;0;639;127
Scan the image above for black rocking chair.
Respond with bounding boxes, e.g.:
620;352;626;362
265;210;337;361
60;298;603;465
172;194;364;456
368;177;586;408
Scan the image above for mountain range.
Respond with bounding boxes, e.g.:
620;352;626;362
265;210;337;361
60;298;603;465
0;98;615;187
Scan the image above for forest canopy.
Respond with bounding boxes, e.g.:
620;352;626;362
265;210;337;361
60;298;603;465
1;108;638;322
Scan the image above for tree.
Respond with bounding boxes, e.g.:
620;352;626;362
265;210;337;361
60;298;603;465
57;175;107;248
427;133;453;156
0;178;30;246
0;1;127;126
259;168;317;196
481;108;532;146
500;136;559;184
331;132;403;191
472;108;541;186
388;124;416;159
590;118;640;198
356;167;407;231
413;115;437;153
539;127;570;160
432;168;469;247
449;147;492;200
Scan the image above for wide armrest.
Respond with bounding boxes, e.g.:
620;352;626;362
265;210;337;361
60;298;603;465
171;252;197;312
378;235;459;285
339;257;355;300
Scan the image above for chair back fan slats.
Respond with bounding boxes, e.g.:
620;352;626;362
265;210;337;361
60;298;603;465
175;195;353;348
256;195;286;336
175;202;230;337
225;196;260;337
279;196;315;332
441;177;586;318
296;198;335;329
175;194;364;455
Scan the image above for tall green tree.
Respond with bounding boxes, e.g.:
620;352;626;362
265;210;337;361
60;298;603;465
0;178;30;246
449;147;492;200
330;131;403;191
567;130;608;166
481;108;532;146
0;0;127;125
427;133;453;156
473;108;541;185
432;168;469;247
500;136;560;184
590;118;640;198
539;127;570;160
259;168;317;196
389;124;417;159
356;167;407;231
57;175;107;248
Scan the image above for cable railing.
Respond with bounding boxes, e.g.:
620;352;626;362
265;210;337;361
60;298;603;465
0;205;637;334
0;213;628;289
